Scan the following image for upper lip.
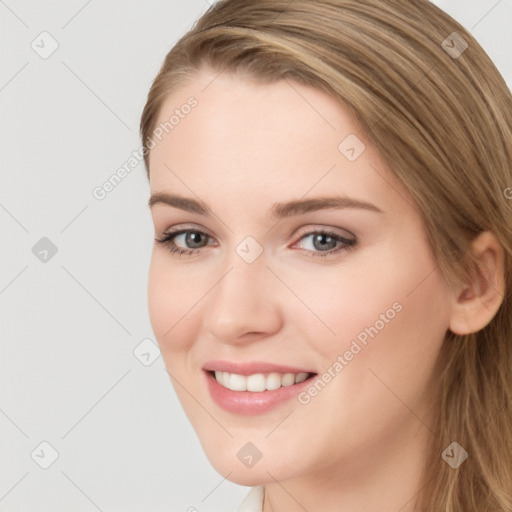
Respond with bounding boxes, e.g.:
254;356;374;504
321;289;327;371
202;360;316;376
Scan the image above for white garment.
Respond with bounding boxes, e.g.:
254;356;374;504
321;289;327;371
236;486;264;511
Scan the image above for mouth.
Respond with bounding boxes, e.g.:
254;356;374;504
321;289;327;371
203;365;318;415
208;370;315;392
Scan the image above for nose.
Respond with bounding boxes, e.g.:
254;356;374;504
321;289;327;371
202;254;283;344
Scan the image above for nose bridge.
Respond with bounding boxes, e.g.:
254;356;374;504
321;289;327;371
211;252;268;316
202;246;281;341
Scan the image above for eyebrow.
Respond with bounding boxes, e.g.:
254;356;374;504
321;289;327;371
148;192;383;219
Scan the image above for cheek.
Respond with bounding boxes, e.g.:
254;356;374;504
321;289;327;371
288;237;451;371
282;261;450;459
312;248;451;412
147;253;201;356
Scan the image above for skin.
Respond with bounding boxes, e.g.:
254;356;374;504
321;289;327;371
146;69;505;512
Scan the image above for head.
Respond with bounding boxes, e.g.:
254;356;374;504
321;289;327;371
140;1;512;510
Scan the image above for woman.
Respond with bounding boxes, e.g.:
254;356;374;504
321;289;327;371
140;1;512;510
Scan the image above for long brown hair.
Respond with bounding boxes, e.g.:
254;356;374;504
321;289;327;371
139;1;512;510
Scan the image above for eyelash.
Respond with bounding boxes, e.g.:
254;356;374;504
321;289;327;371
154;228;357;259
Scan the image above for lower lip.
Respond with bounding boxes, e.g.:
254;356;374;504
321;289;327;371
204;370;316;415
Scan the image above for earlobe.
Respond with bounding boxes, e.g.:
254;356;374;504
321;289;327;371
448;231;506;336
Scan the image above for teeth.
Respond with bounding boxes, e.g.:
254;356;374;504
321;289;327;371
213;371;311;392
266;372;282;391
295;372;309;384
229;373;247;391
281;373;296;386
247;373;266;392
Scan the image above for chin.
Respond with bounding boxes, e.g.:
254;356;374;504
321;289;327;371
200;437;301;487
221;469;269;487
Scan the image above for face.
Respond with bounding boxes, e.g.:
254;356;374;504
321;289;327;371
147;69;453;486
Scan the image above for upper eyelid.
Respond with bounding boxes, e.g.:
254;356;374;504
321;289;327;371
158;222;355;238
154;217;353;236
293;224;354;239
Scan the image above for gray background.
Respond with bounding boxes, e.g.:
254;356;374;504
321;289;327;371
1;1;511;511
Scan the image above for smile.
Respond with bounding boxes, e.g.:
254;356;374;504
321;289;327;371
213;370;311;392
203;364;317;415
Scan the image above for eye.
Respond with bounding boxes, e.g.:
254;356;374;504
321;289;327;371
292;230;356;258
154;229;214;257
155;227;357;259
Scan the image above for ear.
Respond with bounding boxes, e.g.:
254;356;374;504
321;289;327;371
449;231;506;336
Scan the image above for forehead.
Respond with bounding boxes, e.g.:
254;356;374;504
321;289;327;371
150;70;361;164
147;71;411;217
